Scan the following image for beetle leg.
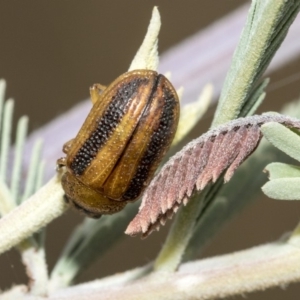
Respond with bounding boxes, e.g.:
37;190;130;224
63;138;74;154
63;194;69;203
56;157;66;170
57;139;74;170
90;83;107;105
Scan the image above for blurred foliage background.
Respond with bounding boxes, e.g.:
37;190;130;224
0;1;300;299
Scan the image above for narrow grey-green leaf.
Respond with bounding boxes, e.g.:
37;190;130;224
265;162;300;180
261;122;300;162
239;78;269;117
50;202;138;289
262;178;300;200
212;1;300;127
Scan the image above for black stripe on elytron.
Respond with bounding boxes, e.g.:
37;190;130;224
70;77;149;176
122;76;178;201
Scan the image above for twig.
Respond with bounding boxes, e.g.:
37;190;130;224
0;174;67;255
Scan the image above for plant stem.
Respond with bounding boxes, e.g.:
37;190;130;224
154;191;207;271
4;235;300;300
0;175;67;255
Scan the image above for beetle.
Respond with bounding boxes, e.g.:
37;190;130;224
57;69;180;218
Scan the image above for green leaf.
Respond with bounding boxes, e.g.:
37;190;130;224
50;202;138;289
261;122;300;162
264;162;300;180
262;178;300;200
172;84;212;146
239;78;269;117
212;0;300;127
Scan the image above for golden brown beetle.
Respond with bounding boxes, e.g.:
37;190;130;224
57;69;180;217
